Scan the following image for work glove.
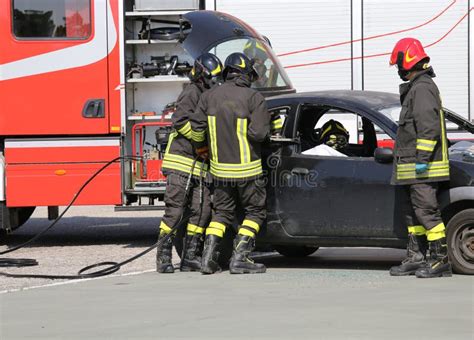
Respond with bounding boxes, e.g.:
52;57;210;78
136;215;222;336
196;146;209;160
415;163;428;174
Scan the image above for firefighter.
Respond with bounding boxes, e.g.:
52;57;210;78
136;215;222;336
388;38;452;278
302;120;349;157
156;53;223;274
191;52;271;274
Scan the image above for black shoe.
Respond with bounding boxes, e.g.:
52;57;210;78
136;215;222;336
156;233;174;273
201;235;222;275
181;233;203;272
229;234;266;274
416;238;452;278
390;234;428;276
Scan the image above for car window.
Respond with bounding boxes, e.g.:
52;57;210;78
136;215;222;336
209;38;292;91
270;106;289;134
296;105;386;158
12;0;91;39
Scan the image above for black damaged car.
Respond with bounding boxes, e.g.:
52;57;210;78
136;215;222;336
258;90;474;275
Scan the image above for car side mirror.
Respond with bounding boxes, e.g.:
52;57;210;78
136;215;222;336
374;147;394;163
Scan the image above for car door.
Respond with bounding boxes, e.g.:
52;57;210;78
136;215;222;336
271;103;403;239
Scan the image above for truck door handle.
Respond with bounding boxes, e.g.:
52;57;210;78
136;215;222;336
291;167;309;175
82;99;105;118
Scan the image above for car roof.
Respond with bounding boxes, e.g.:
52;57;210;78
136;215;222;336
268;90;400;111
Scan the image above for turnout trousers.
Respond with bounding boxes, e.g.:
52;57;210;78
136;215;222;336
401;183;444;235
160;173;211;234
209;178;266;234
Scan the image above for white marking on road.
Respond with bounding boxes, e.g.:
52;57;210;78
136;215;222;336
0;269;155;294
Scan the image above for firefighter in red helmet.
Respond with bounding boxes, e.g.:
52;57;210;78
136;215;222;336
389;38;452;278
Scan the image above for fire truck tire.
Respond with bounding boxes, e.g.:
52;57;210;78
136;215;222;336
274;245;319;258
0;202;36;233
173;224;235;268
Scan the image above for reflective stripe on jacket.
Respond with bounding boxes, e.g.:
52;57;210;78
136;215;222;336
161;83;209;178
391;68;450;185
191;75;271;181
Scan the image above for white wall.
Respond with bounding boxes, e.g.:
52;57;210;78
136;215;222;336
214;0;473;120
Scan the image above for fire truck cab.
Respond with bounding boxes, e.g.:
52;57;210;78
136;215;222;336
0;0;294;233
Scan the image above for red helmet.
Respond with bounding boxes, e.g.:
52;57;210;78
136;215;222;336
389;38;429;71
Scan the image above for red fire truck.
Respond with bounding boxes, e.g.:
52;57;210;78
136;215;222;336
0;0;294;233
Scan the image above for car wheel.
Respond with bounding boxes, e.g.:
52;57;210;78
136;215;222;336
274;245;319;258
446;209;474;275
174;225;235;268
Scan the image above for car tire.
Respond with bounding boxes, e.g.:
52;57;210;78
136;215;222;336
274;245;319;258
174;224;235;268
447;209;474;275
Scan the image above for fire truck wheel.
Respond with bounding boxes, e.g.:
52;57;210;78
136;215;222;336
274;245;319;258
0;203;36;234
173;224;235;268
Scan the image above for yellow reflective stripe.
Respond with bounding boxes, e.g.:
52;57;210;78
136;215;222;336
191;129;206;143
177;122;192;139
242;219;260;233
208;116;218;162
165;131;178;154
163;153;208;170
210;159;261;170
210;166;263;179
271;118;283;130
417;145;435;152
160;221;172;234
162;155;208;177
206;221;226;238
210;64;222;76
396;169;450;180
417;139;437;146
238;228;256;238
429;222;446;233
408;225;426;235
209;221;226;231
397;162;449;171
237;118;251;164
426;223;446;241
320;125;332;140
187;223;205;234
206;228;224;237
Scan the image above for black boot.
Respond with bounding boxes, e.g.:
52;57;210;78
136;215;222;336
180;233;203;272
229;234;266;274
201;235;222;274
390;234;428;276
156;233;174;273
416;238;452;278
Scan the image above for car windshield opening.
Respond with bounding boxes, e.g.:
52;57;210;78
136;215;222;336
208;37;293;92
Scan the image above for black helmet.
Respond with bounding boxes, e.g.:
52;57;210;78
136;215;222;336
319;120;349;150
190;53;223;88
223;52;259;82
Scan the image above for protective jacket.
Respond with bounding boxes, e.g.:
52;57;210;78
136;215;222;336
161;82;208;178
391;68;450;185
191;75;271;180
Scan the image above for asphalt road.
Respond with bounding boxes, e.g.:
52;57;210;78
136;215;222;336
0;206;473;339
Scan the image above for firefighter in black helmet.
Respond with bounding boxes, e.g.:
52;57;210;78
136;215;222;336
389;38;452;278
156;53;223;274
191;52;271;274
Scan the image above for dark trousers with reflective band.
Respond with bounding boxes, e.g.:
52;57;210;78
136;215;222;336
160;173;211;235
401;183;446;241
207;178;266;238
